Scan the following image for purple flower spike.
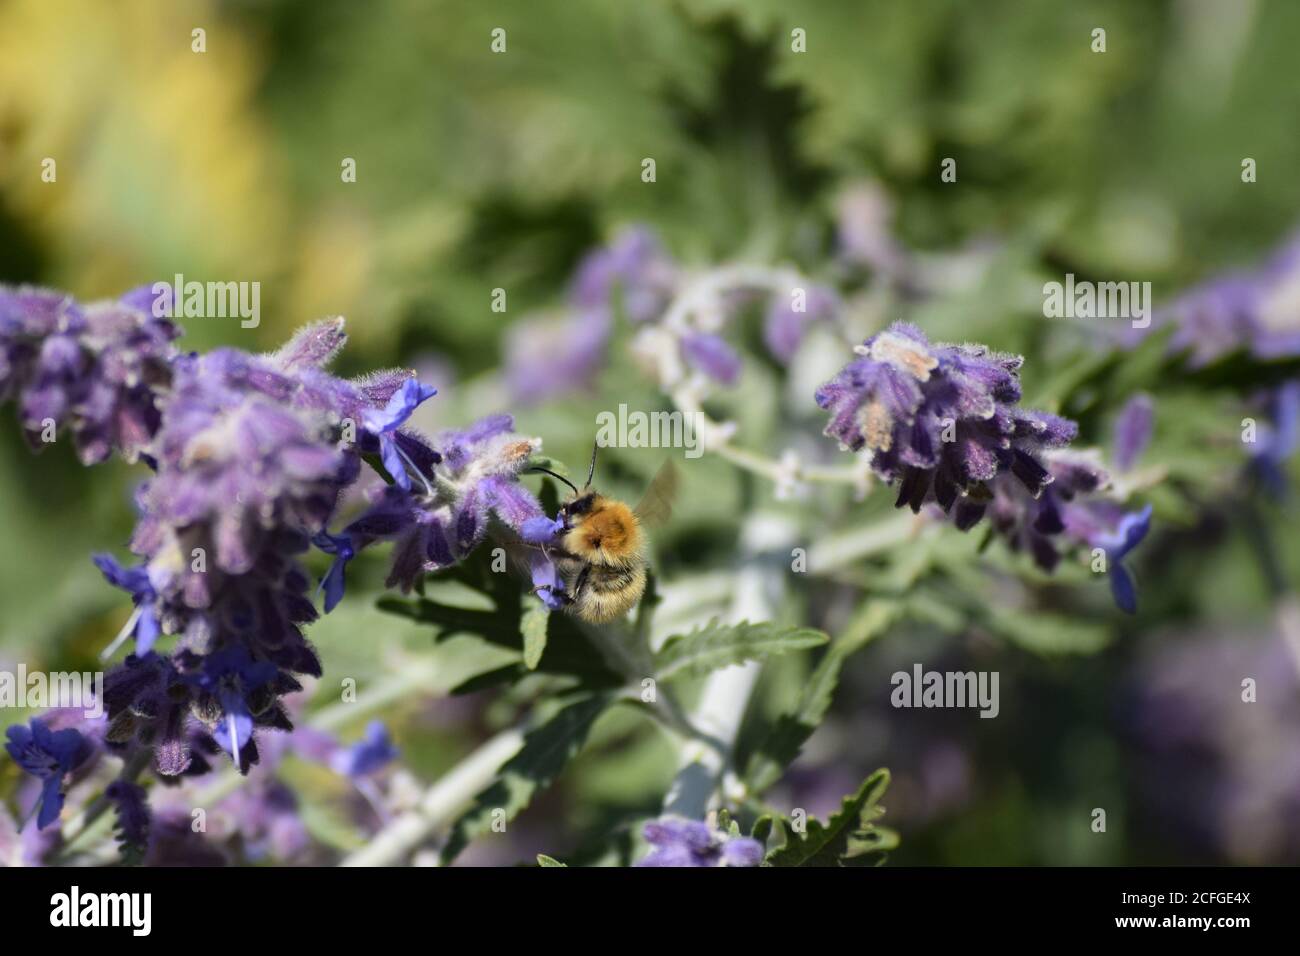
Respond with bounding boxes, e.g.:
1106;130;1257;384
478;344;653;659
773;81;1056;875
1;285;179;464
363;378;437;491
330;721;399;778
5;719;93;830
637;816;763;867
1112;394;1154;473
817;322;1075;528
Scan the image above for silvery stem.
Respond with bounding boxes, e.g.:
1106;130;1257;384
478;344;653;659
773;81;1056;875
661;514;795;819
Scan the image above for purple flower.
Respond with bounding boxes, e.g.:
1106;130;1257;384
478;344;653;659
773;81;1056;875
521;514;565;544
506;227;678;403
763;285;839;363
985;449;1154;613
986;449;1107;572
4;719;93;829
637;817;763;867
682;332;742;386
1137;232;1300;366
204;779;314;863
186;645;282;773
102;652;196;776
1090;504;1153;614
337;414;545;594
312;531;355;613
3;289;552;781
362;378;438;491
1124;628;1300;863
816;322;1076;529
1112;394;1154;473
529;549;568;610
93;553;161;655
343;486;450;592
571;226;678;324
1247;380;1299;498
95;324;414;773
434;415;546;541
329;721;399;778
835;181;911;279
0;286;180;464
505;309;611;404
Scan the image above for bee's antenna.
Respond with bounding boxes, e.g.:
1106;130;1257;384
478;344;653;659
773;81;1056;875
526;466;579;497
584;441;599;490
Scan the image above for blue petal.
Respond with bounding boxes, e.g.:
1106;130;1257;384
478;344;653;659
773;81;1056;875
135;608;160;654
322;555;348;613
1109;564;1138;614
214;693;255;766
520;515;564;543
380;436;411;491
36;776;64;830
312;531;346;556
535;587;567;611
92;553;151;600
367;378;437;433
1116;504;1154;558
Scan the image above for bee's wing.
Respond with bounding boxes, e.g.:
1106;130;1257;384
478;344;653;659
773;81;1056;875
632;459;679;529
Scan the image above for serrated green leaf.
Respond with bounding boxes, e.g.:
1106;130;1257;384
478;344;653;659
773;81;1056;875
440;694;614;864
654;620;828;682
521;602;550;671
765;770;893;868
536;854;567;867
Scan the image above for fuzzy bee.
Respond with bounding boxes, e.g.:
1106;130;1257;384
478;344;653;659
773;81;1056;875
527;447;677;623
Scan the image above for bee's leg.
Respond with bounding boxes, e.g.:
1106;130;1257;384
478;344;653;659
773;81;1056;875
532;584;573;607
570;565;591;604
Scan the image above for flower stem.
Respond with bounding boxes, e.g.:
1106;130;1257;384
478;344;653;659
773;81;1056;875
660;514;795;819
339;725;526;867
657;263;874;494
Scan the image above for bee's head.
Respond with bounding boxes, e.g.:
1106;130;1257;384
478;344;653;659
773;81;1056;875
558;491;598;528
529;441;603;530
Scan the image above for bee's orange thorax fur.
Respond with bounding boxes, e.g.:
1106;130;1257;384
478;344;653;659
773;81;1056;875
564;497;641;566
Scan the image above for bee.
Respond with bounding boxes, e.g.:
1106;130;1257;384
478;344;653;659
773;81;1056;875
528;446;677;623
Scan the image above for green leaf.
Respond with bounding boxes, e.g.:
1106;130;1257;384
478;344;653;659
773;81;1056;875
521;602;550;671
765;770;894;868
378;593;622;688
440;694;614;864
654;620;828;682
536;854;567;867
448;663;528;696
744;600;901;793
985;607;1112;656
377;595;517;644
